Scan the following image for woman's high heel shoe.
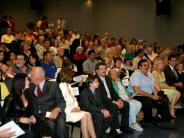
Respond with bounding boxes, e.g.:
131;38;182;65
169;106;176;118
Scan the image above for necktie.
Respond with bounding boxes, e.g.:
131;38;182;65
173;68;178;78
37;85;42;97
102;78;111;99
92;90;96;99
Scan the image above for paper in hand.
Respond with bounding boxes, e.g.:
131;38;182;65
0;121;25;138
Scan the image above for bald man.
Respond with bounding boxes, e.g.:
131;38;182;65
27;67;66;138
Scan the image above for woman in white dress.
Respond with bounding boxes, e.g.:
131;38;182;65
57;67;96;138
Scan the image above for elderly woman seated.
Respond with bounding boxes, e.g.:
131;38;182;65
109;68;143;131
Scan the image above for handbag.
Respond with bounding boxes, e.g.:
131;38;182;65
157;90;169;103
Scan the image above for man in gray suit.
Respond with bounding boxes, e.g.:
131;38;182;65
28;67;66;138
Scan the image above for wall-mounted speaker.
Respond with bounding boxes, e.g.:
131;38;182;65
155;0;171;15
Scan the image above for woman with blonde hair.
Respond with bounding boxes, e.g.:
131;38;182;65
152;57;181;118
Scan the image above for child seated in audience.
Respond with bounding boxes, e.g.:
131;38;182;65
176;62;184;84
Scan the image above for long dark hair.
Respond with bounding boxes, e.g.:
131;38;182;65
28;54;40;66
11;73;28;107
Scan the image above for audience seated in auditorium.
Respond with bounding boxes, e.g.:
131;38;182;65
57;67;96;138
1;14;184;137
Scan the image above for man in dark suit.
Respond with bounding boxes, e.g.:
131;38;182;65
164;55;184;104
80;75;122;138
95;62;133;134
28;67;66;138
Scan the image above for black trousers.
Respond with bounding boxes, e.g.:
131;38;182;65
119;101;130;128
105;101;130;129
35;116;66;138
176;86;184;103
134;96;171;123
92;111;112;138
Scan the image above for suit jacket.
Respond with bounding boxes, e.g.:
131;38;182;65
27;81;66;115
164;65;181;86
97;75;121;104
80;88;106;113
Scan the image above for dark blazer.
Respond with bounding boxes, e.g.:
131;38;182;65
27;81;66;115
80;87;106;113
97;75;120;103
164;65;181;86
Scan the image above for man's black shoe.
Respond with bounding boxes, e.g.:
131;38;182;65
121;127;134;134
109;130;122;138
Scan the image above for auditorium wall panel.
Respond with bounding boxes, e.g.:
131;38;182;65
0;0;184;47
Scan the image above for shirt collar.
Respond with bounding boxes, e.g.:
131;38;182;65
169;65;174;71
89;87;95;94
37;80;45;91
99;76;105;81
